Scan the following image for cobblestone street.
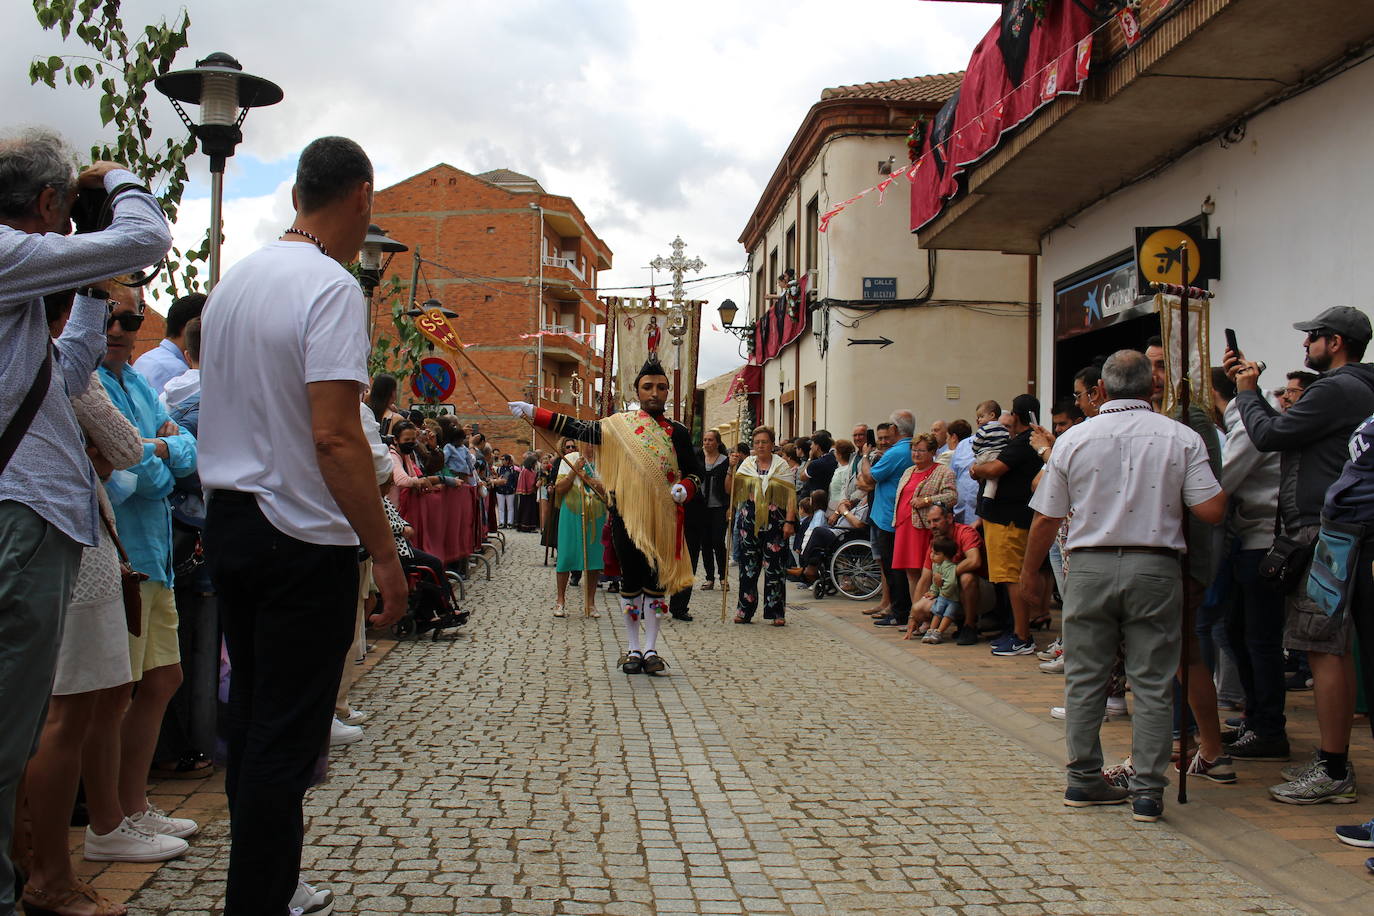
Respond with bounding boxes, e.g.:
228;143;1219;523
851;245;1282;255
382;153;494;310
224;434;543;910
127;534;1317;914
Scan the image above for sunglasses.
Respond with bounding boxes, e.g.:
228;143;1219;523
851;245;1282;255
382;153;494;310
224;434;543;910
1306;328;1334;344
107;310;146;332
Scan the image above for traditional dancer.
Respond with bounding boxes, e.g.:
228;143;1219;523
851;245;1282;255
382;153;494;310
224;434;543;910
509;356;703;675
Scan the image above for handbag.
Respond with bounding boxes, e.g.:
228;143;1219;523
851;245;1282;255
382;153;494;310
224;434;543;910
1259;504;1315;593
99;508;147;637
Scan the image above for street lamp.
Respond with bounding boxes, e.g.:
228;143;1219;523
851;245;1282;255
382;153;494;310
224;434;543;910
360;224;408;334
154;52;283;289
718;298;755;347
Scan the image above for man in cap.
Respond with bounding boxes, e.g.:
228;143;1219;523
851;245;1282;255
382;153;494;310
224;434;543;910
1226;305;1374;805
509;356;704;675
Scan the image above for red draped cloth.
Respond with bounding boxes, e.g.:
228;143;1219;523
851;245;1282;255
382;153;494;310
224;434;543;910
396;484;479;565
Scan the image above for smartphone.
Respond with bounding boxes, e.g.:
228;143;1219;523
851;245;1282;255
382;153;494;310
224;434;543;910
866;429;877;447
1028;411;1039;428
1224;327;1239;356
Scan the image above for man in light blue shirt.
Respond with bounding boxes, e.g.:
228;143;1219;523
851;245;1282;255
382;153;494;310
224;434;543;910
133;292;204;395
0;129;170;907
861;410;915;627
948;420;979;525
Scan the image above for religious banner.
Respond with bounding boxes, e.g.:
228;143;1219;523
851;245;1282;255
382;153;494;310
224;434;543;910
414;306;465;352
1157;292;1214;416
609;297;703;422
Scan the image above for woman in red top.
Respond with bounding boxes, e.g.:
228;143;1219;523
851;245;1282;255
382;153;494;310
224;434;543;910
890;433;957;609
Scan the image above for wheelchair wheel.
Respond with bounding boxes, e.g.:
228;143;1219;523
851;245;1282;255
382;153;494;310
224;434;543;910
829;540;883;601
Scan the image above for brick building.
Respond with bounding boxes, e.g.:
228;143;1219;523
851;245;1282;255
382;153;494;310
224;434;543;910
131;307;167;362
371;165;612;454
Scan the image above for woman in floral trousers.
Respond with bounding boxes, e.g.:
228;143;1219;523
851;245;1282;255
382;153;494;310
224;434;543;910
729;427;797;626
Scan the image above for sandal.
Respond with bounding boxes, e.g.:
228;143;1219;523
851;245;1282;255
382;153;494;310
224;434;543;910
641;653;668;675
771;619;786;627
733;613;751;624
619;651;643;674
701;579;715;590
24;880;126;916
553;603;567;618
149;752;213;780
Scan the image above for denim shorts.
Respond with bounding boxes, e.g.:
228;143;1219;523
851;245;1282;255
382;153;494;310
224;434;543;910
932;596;961;620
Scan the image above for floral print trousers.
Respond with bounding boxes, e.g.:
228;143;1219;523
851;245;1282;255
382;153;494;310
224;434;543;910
735;500;787;621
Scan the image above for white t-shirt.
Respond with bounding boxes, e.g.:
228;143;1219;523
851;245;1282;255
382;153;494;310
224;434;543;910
1029;399;1220;552
199;241;370;545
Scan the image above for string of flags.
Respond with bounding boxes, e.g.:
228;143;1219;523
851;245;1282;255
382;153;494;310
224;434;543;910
817;0;1173;235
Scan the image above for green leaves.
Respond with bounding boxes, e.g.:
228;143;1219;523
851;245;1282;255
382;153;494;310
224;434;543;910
25;1;200;300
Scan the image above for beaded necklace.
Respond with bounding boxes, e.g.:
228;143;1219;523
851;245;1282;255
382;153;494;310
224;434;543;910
1097;403;1153;416
284;227;330;258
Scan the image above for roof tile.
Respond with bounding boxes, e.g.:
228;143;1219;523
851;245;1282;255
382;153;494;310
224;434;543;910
820;71;964;103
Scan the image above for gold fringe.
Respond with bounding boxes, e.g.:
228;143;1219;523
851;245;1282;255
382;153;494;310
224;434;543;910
598;413;694;595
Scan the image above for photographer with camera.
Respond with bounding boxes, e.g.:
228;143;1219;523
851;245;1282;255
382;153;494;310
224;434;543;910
0;127;171;909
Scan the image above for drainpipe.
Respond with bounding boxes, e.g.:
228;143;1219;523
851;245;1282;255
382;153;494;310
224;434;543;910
1026;255;1038;397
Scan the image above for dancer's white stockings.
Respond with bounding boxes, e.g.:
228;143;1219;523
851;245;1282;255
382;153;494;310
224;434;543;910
621;595;642;654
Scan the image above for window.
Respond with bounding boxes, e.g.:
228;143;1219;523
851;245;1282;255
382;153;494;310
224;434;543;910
448;177;456;185
768;248;778;292
754;266;766;322
785;225;796;274
805;195;819;273
486;226;496;234
484;295;493;302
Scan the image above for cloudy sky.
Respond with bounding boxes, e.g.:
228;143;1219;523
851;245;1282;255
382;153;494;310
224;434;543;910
4;0;997;381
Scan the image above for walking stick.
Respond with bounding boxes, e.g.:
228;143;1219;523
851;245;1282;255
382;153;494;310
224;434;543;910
722;383;746;622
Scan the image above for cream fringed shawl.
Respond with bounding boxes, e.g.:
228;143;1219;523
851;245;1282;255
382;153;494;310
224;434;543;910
597;410;694;595
729;455;798;534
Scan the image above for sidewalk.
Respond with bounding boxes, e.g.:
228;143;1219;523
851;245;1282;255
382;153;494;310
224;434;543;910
801;585;1374;885
72;637;399;910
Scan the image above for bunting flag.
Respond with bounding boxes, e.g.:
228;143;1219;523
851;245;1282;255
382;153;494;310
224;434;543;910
1116;7;1142;47
1075;35;1094;82
1040;59;1060;102
517;329;597;343
415;306;465;352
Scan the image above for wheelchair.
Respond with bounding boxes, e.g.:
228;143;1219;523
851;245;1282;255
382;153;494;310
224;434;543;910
390;563;470;641
811;529;884;601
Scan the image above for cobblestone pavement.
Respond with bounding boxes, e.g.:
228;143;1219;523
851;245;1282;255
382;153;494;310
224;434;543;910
130;534;1307;915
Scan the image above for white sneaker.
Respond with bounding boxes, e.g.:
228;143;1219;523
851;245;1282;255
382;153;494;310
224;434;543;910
330;717;364;746
291;879;336;915
1106;697;1129;718
1037;638;1063;661
130;803;198;839
1039;655;1065;674
84;817;189;862
341;708;369;725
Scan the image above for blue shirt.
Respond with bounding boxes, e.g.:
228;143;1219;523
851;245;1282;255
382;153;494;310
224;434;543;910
949;438;979;525
869;437;913;532
0;169;172;546
100;364;197;585
132;338;188;395
443;442;473;481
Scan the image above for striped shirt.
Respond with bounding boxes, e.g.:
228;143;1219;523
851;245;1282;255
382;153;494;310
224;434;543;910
0;170;171;545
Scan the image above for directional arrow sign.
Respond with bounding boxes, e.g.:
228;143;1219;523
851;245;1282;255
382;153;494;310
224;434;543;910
847;336;894;349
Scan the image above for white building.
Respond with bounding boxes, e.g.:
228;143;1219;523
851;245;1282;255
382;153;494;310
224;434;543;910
920;0;1374;398
737;74;1037;439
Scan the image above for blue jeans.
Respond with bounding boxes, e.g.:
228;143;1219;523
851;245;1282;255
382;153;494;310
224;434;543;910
932;596;961;620
1224;547;1287;739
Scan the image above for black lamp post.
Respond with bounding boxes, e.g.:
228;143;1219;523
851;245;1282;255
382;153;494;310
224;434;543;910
154;52;283;288
718;298;755;347
360;225;408;334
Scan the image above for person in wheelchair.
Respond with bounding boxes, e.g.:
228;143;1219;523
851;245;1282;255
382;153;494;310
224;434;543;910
787;493;870;585
383;496;466;634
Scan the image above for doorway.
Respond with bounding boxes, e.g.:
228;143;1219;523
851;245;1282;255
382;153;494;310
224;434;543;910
1053;313;1161;400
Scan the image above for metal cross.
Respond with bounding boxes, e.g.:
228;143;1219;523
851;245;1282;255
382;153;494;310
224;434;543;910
649;236;705;306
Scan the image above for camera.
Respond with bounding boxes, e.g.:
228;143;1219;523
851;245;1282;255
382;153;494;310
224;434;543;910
70;180;152;234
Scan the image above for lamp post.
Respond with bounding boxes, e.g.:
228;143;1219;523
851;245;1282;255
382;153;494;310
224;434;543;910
360;224;408;335
154;52;283;289
718;298;756;350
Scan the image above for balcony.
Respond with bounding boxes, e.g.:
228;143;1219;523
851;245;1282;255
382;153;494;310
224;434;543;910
916;0;1374;253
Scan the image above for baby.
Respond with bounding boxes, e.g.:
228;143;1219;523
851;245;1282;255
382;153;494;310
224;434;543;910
971;399;1010;500
921;536;962;644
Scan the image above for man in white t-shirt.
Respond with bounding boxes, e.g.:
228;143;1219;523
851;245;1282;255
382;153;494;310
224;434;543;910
199;136;406;916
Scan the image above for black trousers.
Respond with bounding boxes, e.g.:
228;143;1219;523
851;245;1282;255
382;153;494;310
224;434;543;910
872;526;911;623
610;511;663;599
205;496;359;916
669;514;703;617
701;505;728;581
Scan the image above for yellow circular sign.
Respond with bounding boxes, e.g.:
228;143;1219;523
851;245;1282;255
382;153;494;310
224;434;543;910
1139;228;1200;286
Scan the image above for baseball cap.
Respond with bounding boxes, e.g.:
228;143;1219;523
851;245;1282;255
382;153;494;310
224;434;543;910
1293;306;1372;343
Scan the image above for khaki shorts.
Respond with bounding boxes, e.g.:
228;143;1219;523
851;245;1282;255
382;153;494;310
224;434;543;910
983;520;1029;584
128;580;180;679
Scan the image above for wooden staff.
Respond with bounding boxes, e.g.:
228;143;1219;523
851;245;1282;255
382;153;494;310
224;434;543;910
1177;243;1194;805
571;372;596;617
722;383;746;622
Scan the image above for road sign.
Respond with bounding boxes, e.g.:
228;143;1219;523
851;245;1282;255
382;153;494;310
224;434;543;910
847;336;894;349
862;277;897;300
412;357;456;402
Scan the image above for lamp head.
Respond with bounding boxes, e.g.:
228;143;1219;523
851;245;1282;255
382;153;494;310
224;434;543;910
359;224;407;271
154;52;282;169
718;298;738;327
